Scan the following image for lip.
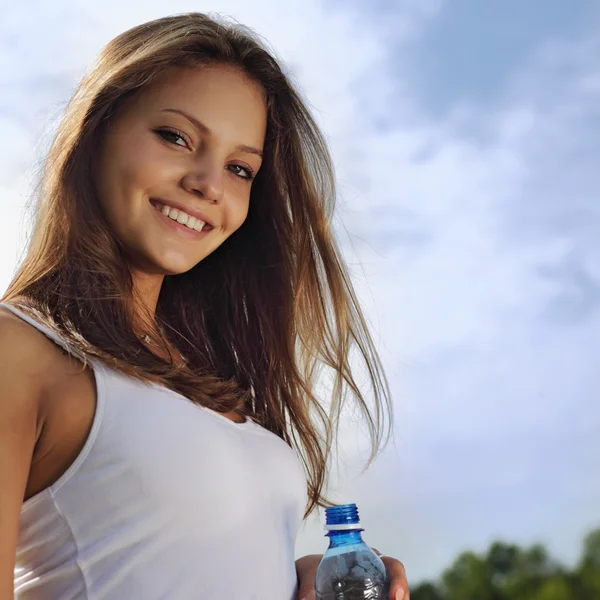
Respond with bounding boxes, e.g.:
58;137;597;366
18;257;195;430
149;201;214;239
150;198;215;229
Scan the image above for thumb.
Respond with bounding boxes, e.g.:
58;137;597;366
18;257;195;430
297;576;317;600
296;553;321;600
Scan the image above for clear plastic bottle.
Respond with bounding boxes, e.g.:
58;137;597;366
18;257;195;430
314;503;390;600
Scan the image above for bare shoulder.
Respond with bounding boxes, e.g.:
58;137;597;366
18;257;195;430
0;305;57;592
0;305;58;432
0;305;62;380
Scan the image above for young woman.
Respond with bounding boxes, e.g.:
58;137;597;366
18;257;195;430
0;12;409;600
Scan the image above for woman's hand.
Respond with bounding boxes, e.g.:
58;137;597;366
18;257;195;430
295;549;409;600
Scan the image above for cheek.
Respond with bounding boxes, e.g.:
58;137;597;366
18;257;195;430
228;194;251;232
98;152;151;224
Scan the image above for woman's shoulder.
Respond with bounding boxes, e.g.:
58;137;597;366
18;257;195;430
0;304;70;386
0;306;52;451
0;303;47;351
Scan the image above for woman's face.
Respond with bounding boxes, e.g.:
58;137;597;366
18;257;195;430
93;64;267;276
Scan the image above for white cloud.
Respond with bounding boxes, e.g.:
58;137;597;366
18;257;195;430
317;11;600;580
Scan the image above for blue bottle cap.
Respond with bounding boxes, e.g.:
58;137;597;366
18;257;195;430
324;503;364;531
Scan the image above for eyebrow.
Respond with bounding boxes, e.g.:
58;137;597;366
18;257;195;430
159;108;263;158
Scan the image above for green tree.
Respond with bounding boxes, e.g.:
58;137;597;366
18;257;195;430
410;581;444;600
441;551;496;600
578;528;600;599
409;527;600;600
530;576;573;600
500;543;563;600
486;542;521;588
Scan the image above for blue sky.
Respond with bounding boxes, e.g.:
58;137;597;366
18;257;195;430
1;0;598;585
401;0;599;116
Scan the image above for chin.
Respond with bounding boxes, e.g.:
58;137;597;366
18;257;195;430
141;237;221;275
148;252;205;276
161;260;202;276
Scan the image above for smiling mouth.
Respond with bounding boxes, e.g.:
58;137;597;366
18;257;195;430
150;199;214;234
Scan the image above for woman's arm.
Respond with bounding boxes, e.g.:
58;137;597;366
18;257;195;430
0;312;47;599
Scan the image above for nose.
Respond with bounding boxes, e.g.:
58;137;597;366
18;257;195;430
181;159;224;204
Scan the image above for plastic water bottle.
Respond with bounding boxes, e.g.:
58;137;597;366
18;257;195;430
314;503;390;599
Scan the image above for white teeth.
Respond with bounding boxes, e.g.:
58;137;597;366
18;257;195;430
156;201;207;232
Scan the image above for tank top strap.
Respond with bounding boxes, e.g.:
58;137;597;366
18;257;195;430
0;302;90;365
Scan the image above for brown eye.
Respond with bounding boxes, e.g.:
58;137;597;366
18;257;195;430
228;164;255;181
155;128;188;148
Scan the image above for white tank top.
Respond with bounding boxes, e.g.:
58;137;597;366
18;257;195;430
3;304;308;600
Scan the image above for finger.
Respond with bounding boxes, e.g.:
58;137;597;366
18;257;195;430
296;553;321;600
371;549;409;599
379;556;409;600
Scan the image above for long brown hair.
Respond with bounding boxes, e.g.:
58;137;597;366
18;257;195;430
2;12;393;518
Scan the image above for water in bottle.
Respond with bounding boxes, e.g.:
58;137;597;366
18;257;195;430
314;503;390;599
